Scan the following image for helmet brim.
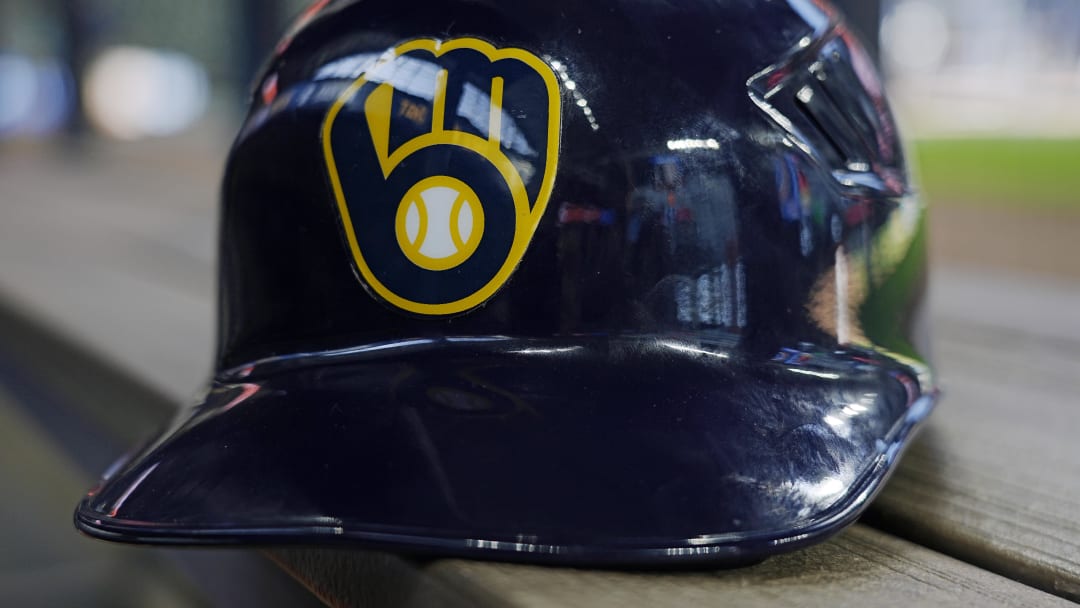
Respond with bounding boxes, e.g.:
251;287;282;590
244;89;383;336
75;337;934;565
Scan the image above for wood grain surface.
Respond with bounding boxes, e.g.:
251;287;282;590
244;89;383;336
870;273;1080;600
270;526;1073;608
2;140;1077;605
433;526;1071;608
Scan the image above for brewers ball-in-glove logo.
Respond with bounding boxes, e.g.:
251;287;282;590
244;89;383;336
322;37;562;316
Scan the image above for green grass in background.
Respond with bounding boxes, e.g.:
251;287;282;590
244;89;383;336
913;138;1080;209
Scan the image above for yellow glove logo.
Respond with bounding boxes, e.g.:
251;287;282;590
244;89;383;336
322;37;562;316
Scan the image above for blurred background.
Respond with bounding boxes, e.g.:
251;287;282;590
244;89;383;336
0;0;1077;606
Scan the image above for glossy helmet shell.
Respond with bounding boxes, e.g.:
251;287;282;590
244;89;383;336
76;0;935;565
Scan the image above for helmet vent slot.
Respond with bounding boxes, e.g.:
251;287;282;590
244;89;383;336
749;29;906;194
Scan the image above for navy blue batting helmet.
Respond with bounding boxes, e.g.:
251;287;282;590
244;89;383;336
75;0;936;565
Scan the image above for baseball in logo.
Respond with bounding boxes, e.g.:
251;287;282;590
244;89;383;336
322;37;562;316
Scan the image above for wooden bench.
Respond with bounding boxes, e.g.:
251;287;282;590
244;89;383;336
1;137;1076;606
